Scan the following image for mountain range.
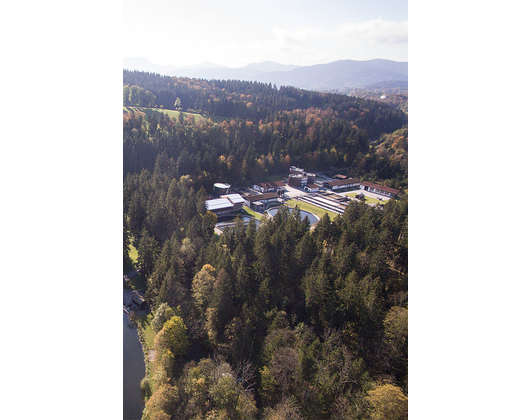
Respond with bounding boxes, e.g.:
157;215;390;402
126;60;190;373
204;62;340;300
123;57;407;91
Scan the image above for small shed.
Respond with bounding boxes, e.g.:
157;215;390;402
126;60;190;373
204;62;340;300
132;294;148;310
304;184;319;193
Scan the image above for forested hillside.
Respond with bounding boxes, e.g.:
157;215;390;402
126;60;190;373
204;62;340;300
123;72;408;190
124;71;408;420
123;70;406;138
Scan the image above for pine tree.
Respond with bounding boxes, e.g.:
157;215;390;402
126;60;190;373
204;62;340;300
138;227;159;277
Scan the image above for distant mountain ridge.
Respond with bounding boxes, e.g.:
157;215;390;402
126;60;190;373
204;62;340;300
173;61;229;70
123;57;178;75
168;60;301;81
123;57;407;91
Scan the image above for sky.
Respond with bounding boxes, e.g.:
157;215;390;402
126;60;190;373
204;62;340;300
124;0;408;67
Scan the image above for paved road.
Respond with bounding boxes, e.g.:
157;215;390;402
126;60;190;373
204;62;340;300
124;268;141;282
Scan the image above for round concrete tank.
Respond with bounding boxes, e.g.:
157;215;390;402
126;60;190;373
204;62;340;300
213;183;231;196
288;174;302;187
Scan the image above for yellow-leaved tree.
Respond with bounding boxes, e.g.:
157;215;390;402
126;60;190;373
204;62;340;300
153;315;189;359
366;384;407;420
192;264;217;313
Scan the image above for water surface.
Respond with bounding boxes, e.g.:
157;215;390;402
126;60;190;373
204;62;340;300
267;207;319;225
123;312;145;420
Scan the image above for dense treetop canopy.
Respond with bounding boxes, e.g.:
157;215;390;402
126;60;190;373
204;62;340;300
123;70;408;420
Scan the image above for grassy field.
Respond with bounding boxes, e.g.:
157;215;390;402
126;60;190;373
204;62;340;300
286;199;339;221
123;106;205;121
128;239;139;265
242;205;266;220
137;313;156;350
124;236;139;275
346;193;389;205
123;106;226;123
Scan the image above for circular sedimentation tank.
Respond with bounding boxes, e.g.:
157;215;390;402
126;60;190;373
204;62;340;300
267;207;319;225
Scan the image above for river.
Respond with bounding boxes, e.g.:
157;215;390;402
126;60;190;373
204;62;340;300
123;312;145;420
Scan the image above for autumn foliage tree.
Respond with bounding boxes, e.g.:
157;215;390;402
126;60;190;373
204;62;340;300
153;315;190;360
365;384;408;420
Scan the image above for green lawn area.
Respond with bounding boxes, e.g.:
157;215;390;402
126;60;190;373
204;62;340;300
123;106;205;121
137;313;156;350
285;199;339;221
135;313;156;380
242;205;266;221
128;239;138;265
123;106;225;123
124;235;139;275
346;193;389;205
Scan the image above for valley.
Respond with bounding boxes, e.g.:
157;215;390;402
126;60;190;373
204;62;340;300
123;70;408;420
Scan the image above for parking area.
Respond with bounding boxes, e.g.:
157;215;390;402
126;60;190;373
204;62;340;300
282;185;307;198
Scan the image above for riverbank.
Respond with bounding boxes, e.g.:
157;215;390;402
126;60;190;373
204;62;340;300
123;286;153;418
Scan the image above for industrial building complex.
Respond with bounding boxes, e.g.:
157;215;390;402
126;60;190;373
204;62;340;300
205;166;401;222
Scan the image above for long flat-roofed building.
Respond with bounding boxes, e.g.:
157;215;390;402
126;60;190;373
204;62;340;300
360;182;400;199
253;180;285;194
221;194;245;211
244;192;279;211
205;197;234;216
324;178;361;190
205;193;246;216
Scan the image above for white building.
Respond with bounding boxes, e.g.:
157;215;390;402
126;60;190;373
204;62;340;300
304;184;319;193
244;192;279;211
206;193;246;215
360;182;400;198
205;198;234;216
221;194;245;211
324;178;360;190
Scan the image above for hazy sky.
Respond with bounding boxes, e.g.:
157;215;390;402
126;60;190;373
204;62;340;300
124;0;407;67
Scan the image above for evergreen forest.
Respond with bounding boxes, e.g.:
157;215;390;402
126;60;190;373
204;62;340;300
123;70;408;420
